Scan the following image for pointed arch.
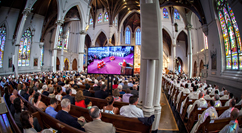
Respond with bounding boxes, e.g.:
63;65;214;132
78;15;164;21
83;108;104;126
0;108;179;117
111;34;115;46
193;61;197;77
56;57;60;70
85;34;92;48
135;27;141;45
163;8;169;18
18;28;32;67
98;13;102;23
199;60;204;74
125;26;131;45
162;29;172;56
93;29;108;46
95;32;107;47
72;58;77;70
104;12;109;22
64;58;69;70
118;10;140;32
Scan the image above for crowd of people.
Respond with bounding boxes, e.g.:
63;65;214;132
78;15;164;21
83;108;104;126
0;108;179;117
163;74;242;133
1;71;144;133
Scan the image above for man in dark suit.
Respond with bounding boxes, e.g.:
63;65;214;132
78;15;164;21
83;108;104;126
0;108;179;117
62;89;75;105
42;85;49;96
84;106;115;133
58;77;65;86
22;88;30;101
94;84;108;99
93;82;101;91
56;99;85;131
83;84;92;97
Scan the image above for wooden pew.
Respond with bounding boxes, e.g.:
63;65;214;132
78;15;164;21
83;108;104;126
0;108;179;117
196;116;233;133
32;110;85;133
3;97;22;133
19;94;85;133
58;104;152;133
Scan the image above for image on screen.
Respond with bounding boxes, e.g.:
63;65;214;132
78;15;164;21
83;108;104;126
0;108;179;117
87;46;134;75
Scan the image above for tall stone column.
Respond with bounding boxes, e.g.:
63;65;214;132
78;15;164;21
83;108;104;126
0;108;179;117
14;8;31;76
60;35;66;71
172;43;176;72
117;31;121;45
187;24;193;78
78;31;86;72
140;0;162;131
52;20;63;72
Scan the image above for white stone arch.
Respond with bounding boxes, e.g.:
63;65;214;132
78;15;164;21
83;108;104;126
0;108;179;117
93;29;108;46
162;26;173;40
124;25;132;45
118;10;140;32
175;29;187;41
60;2;86;31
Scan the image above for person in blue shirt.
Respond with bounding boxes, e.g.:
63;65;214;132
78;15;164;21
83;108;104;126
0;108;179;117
45;98;58;118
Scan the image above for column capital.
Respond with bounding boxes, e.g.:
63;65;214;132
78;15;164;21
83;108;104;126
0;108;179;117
39;42;44;48
186;24;192;30
78;52;85;54
78;30;87;35
202;24;208;36
172;44;176;47
56;20;64;25
22;8;31;16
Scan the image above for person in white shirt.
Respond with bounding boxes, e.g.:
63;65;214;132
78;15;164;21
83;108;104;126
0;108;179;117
220;87;226;96
219;108;240;133
190;100;218;133
219;99;236;119
120;96;144;118
220;90;229;100
187;92;208;118
224;93;234;106
214;94;222;107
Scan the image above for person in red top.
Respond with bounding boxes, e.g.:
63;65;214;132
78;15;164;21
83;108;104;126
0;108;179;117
101;60;105;67
122;59;127;67
112;80;118;89
75;90;86;108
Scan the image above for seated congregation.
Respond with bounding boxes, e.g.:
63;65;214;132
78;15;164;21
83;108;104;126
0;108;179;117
163;74;242;133
0;72;152;133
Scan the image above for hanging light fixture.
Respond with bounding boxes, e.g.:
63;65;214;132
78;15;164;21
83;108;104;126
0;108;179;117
174;23;178;32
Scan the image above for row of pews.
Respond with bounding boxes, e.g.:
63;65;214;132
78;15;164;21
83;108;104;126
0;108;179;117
162;77;242;133
4;81;152;133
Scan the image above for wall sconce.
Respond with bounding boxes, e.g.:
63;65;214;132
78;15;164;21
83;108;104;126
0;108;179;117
174;23;178;32
32;28;35;36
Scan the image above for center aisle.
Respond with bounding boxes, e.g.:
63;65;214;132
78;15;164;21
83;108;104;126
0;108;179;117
158;88;179;131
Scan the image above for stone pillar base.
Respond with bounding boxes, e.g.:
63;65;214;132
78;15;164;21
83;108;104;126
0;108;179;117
152;106;162;130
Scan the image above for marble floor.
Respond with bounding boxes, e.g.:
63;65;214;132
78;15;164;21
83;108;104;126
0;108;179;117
158;89;187;133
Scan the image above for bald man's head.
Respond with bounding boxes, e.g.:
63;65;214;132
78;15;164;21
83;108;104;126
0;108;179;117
13;89;17;96
231;108;239;120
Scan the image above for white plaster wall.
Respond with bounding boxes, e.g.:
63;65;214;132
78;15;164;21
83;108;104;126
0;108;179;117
176;41;188;74
0;7;20;74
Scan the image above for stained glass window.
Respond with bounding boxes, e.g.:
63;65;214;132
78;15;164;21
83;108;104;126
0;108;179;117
104;12;108;22
90;17;93;25
98;13;102;23
125;27;131;44
203;33;208;49
57;27;69;49
174;9;180;20
18;28;31;66
163;8;169;18
0;24;6;68
40;47;44;66
216;0;241;70
136;28;141;45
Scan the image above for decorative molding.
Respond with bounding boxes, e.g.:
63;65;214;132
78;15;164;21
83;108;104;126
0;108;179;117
202;24;208;36
79;30;87;35
39;42;44;48
56;20;64;25
15;44;20;47
22;8;31;16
